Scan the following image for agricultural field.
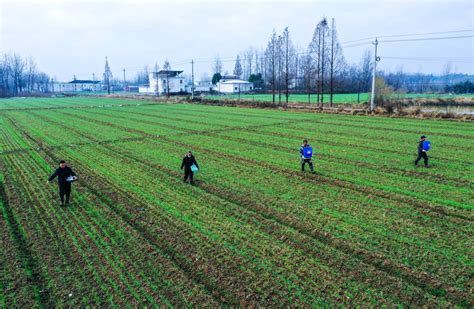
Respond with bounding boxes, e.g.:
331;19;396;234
0;96;473;307
205;92;474;104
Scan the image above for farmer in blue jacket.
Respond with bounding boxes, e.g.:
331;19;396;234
415;135;430;167
300;139;315;173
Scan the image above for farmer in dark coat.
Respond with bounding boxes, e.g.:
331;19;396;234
414;135;429;167
47;160;77;206
300;139;315;173
181;151;199;184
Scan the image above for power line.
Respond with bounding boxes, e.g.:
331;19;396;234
380;56;474;63
379;35;474;43
377;29;474;39
341;29;474;44
172;34;471;67
381;56;474;59
341;41;372;48
120;31;474;75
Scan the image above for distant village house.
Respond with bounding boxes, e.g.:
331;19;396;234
139;70;186;95
217;75;254;94
56;79;100;92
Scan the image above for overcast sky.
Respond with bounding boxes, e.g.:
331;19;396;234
1;0;473;81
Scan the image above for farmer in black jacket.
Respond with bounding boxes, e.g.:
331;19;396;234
180;151;199;184
414;135;429;167
47;160;77;206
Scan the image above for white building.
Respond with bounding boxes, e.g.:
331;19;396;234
194;81;214;93
218;79;254;94
139;70;186;95
56;79;100;92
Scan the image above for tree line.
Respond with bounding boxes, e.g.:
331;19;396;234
209;18;370;106
0;53;51;97
209;18;472;105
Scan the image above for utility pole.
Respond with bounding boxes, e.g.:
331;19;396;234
357;81;361;104
238;83;241;102
92;73;96;92
370;38;378;111
166;71;170;98
155;71;159;96
123;68;126;92
191;59;195;100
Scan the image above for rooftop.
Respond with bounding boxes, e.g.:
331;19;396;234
153;70;184;77
220;79;252;84
68;80;100;84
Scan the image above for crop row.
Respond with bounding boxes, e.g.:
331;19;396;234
9;117;456;304
37;106;472;211
5;107;472;304
0;116;219;306
1;99;472;306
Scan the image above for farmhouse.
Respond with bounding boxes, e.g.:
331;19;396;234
194;81;214;93
56;79;100;92
217;78;254;94
139;70;186;95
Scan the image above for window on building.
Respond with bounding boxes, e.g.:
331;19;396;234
163;80;166;84
180;80;183;84
234;87;238;90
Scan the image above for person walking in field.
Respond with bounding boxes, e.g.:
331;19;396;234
300;139;315;173
181;151;199;184
47;160;77;206
415;135;430;168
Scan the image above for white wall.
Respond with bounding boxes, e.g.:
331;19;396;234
148;73;186;94
55;83;99;92
218;82;253;93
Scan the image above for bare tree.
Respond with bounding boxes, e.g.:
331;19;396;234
233;55;243;78
254;49;261;76
103;56;113;94
309;19;329;105
277;34;283;103
25;57;37;93
213;55;223;74
300;54;314;103
242;48;254;80
283;28;290;103
265;30;278;102
282;27;297;103
134;65;149;85
442;62;452;92
320;19;329;106
359;49;373;92
163;59;172;96
0;54;12;96
0;53;49;96
163;59;171;70
328;18;345;106
11;53;25;94
200;72;211;82
35;72;50;93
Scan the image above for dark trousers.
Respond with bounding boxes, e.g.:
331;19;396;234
415;152;429;166
183;168;194;183
58;182;71;204
301;158;314;171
